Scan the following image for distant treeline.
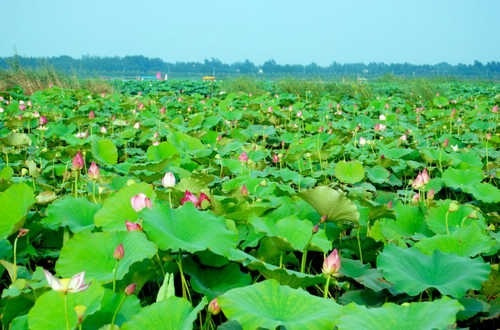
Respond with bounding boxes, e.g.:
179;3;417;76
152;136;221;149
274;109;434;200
1;55;499;79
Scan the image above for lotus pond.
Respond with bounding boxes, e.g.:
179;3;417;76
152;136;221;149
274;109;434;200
0;79;499;329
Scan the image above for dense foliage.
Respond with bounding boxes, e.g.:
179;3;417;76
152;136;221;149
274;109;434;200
0;79;498;329
2;55;500;79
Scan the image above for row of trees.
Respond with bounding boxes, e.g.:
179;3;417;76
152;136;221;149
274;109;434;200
1;55;499;79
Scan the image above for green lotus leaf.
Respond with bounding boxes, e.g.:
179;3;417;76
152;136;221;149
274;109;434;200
228;249;324;288
337;297;463;330
415;223;496;257
91;137;118;165
250;215;313;251
218;279;342;330
146;141;179;162
184;261;252;300
42;196;100;232
5;132;32;146
28;283;104;330
341;258;391;292
121;296;207;330
141;202;238;256
377;245;490;297
56;231;157;282
81;288;141;328
442;167;483;190
425;200;486;235
299;186;359;223
466;182;500;204
335;160;365;184
366;165;390;184
369;203;428;244
0;183;35;239
94;182;155;231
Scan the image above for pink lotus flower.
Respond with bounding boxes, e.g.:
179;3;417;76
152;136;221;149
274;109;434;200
322;249;341;276
208;298;221;315
19;101;26;111
39;116;48;126
88;161;100;180
124;283;136;295
113;243;124;260
130;193;152;212
43;269;89;294
161;172;176;188
272;154;280;164
88;111;95;119
125;220;143;231
180;190;210;208
374;123;386;132
72;151;84;170
238;152;249;162
412;168;430;189
240;185;249;196
492;105;498;113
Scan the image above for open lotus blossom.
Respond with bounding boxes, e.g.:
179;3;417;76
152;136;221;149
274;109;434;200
359;137;367;146
125;220;143;231
374;123;386;131
180;190;210;208
379;114;386;121
72;151;84;170
322;249;341;276
100;126;108;134
133;122;140;129
161;172;176;188
43;269;89;294
131;193;152;212
88;161;100;180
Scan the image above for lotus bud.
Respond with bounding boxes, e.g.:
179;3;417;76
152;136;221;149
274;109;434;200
88;161;100;180
427;189;435;200
72;151;84;171
125;220;143;231
39;116;48;126
240;185;249;197
322;249;341;276
238;151;249;162
161;172;176;188
17;228;29;238
130;193;152;212
312;224;319;234
88;111;95;119
124;283;136;295
74;305;87;324
113;243;124;260
208;298;221;315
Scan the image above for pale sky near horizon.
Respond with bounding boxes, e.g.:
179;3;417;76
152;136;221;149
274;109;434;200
2;0;499;66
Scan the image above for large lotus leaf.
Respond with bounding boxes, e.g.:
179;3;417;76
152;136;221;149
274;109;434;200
0;183;35;239
299;186;359;223
42;196;100;232
146;141;179;161
121;296;206;330
56;231;157;282
91;137;118;165
366;165;390;184
218;279;342;330
335;160;365;184
28;283;104;330
377;245;490;297
94;183;155;231
442;167;483;190
466;182;500;204
337;297;463;330
228;249;324;288
369;203;428;243
250;215;313;251
84;288;141;328
184;260;252;300
341;258;391;292
426;200;485;235
5;132;32;146
415;223;497;257
141;202;238;256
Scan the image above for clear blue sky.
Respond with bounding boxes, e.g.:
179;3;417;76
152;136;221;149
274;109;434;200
2;0;499;65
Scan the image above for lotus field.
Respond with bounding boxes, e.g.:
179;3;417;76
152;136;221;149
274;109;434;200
0;80;499;329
